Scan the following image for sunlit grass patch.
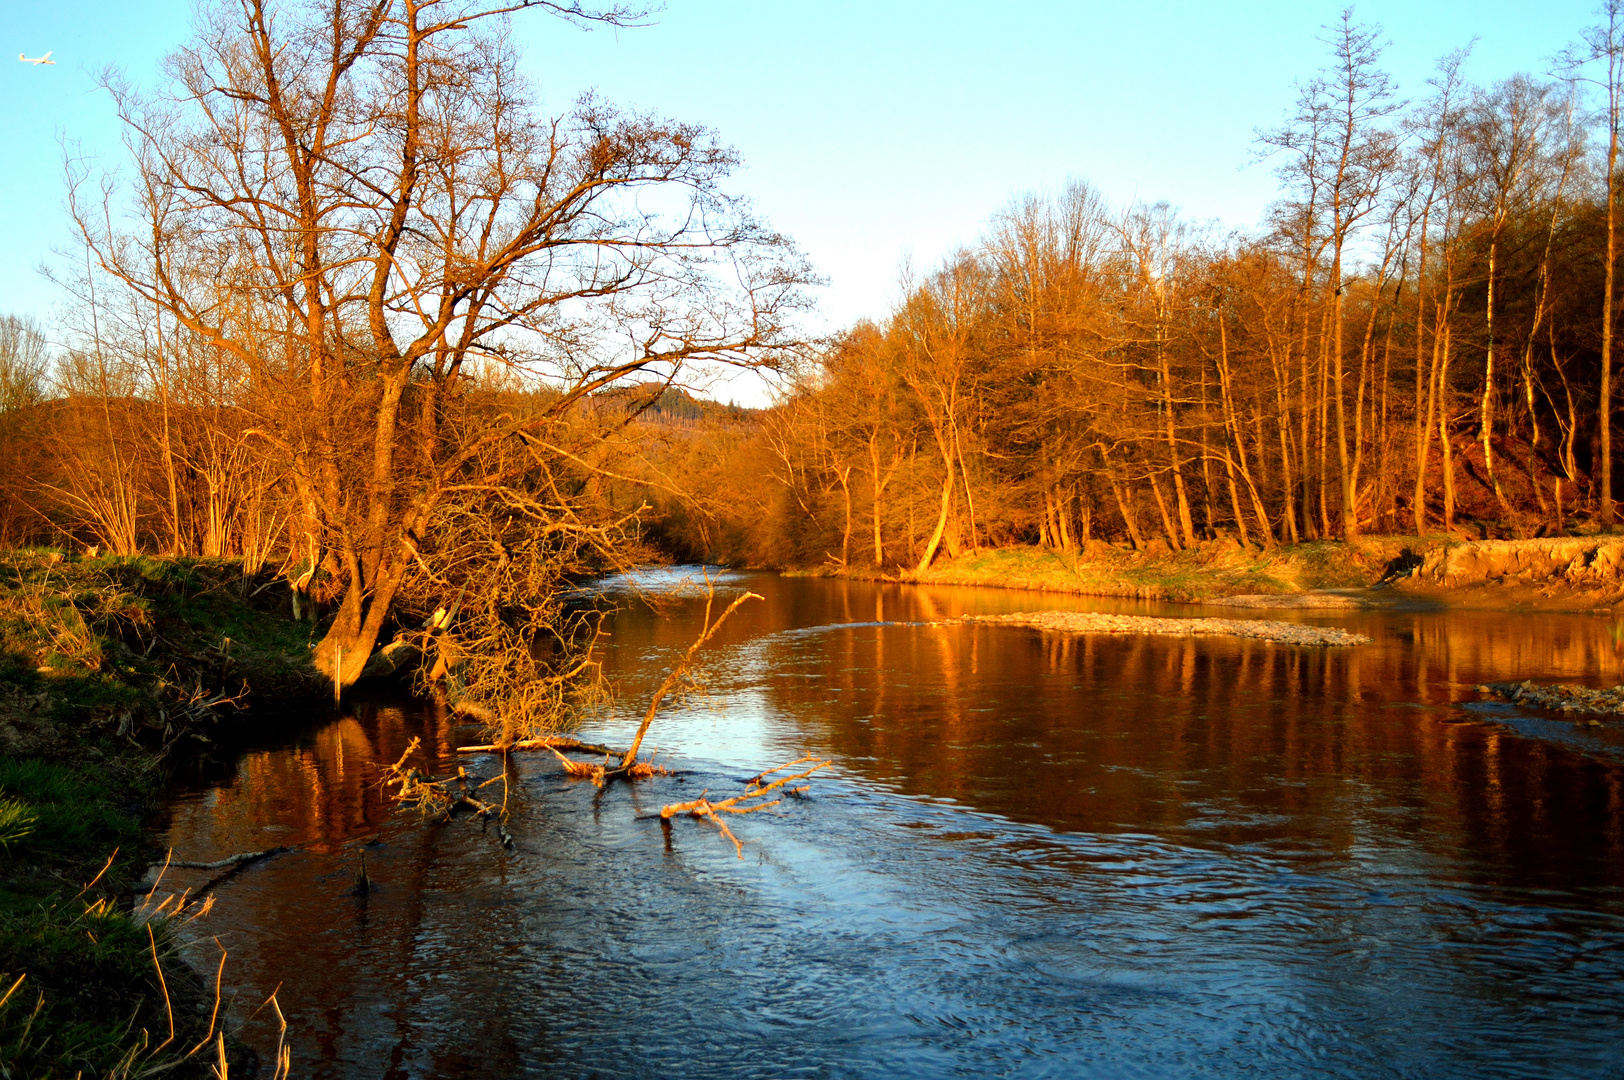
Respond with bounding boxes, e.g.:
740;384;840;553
0;758;142;871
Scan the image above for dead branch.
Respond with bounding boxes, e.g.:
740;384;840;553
457;735;618;755
659;758;831;858
382;737;514;849
618;588;763;769
159;848;288;871
743;755;821;786
547;744;671;787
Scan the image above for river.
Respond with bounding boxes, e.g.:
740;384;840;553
159;568;1624;1078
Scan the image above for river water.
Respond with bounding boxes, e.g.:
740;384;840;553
159;569;1624;1078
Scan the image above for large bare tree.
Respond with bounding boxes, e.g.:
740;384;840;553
74;0;808;686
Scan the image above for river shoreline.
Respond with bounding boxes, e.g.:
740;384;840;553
0;551;323;1076
8;543;1622;1072
788;535;1624;613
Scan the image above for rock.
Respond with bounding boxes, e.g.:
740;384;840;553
1479;680;1624;715
1413;537;1624;588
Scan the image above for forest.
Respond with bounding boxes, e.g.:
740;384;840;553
2;5;1624;687
630;14;1624;574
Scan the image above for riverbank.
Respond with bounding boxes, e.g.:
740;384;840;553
0;551;321;1075
904;539;1392;603
1478;680;1624;719
795;535;1624;612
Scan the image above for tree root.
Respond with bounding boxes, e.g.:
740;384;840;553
659;758;831;857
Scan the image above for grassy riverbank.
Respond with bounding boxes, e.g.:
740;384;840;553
798;534;1624;610
798;537;1422;603
0;551;320;1076
908;540;1397;601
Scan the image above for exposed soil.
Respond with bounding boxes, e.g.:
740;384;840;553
1392;537;1624;611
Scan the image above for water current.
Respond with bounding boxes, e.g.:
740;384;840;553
159;569;1624;1078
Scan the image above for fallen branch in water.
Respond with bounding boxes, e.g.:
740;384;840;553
620;589;761;768
450;581;757;788
159;847;289;871
456;735;619;755
547;745;671;787
382;737;515;849
469;586;761;786
384;586;821;859
660;758;831;857
135;846;292;903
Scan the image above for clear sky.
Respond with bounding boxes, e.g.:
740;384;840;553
0;0;1598;341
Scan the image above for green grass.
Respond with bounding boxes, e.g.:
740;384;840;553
0;550;316;1077
0;758;141;872
0;896;218;1078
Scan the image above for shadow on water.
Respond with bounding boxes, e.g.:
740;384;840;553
159;568;1624;1078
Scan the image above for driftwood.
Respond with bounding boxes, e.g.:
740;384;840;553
546;745;671;787
456;735;619;755
455;587;762;786
382;737;515;849
383;587;830;858
138;845;292;904
659;757;831;857
160;847;290;871
618;590;762;770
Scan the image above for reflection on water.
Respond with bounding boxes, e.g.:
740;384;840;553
161;569;1624;1078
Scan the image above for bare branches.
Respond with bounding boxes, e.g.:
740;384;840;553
382;736;517;847
620;587;760;766
659;758;831;858
65;0;810;693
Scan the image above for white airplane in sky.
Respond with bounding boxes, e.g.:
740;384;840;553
19;52;54;65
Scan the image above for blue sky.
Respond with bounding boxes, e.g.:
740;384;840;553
0;0;1598;340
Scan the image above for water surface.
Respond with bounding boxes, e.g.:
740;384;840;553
161;570;1624;1078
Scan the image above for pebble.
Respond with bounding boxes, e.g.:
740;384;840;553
963;611;1372;647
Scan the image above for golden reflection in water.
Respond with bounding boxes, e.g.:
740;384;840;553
601;576;1624;893
168;700;466;860
158;573;1624;1078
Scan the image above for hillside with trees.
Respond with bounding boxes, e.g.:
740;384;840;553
632;12;1624;575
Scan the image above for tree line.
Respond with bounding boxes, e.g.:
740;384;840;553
638;9;1624;572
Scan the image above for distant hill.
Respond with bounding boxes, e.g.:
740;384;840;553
595;381;763;425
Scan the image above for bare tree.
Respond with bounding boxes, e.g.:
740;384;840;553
1262;10;1402;539
1564;0;1624;526
75;0;809;687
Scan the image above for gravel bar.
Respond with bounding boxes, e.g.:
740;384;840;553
963;611;1372;647
1478;680;1624;716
